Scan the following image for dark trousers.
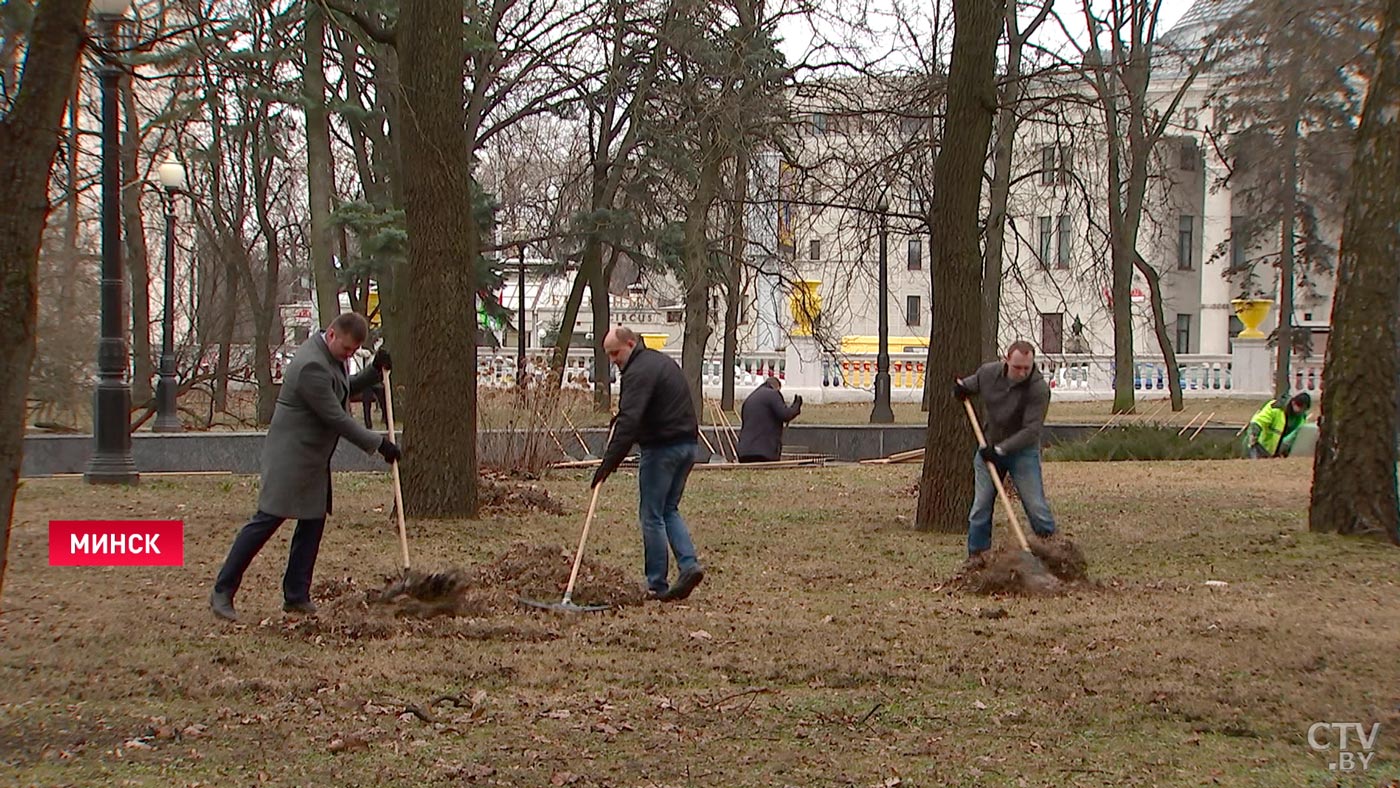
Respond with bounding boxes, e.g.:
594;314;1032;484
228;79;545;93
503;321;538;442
360;385;387;429
213;510;325;604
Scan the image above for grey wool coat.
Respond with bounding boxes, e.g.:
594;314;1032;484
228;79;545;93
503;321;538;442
257;333;385;520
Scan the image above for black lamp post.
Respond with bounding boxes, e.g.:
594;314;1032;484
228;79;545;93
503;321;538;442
153;157;186;432
85;0;138;484
870;194;894;423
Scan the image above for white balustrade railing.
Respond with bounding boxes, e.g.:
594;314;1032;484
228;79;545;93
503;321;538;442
474;347;1323;400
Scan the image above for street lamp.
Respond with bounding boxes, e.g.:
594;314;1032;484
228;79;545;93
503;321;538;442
516;244;527;387
85;0;139;484
870;194;894;423
153;156;187;432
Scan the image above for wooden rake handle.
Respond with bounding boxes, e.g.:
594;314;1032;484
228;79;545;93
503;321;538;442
562;423;616;605
383;368;411;571
962;397;1032;553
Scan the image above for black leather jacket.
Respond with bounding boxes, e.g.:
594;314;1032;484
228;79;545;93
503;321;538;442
598;346;698;475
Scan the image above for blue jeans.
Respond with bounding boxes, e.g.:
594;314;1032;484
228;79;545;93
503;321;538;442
213;510;325;604
967;447;1056;555
637;440;702;594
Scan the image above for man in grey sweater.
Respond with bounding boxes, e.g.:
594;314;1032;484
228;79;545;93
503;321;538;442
953;340;1057;559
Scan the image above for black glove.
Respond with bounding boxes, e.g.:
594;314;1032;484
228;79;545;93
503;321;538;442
372;348;392;372
953;379;971;401
792;394;803;409
978;445;1000;464
590;465;611;489
378;438;402;463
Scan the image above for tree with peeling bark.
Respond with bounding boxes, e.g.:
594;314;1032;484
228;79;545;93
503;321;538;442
914;0;1004;534
0;0;92;606
1308;0;1400;544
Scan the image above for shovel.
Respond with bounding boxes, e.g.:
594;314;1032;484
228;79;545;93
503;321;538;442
961;398;1059;592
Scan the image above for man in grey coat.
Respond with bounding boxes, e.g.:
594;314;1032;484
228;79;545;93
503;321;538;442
953;340;1057;562
210;312;400;621
736;377;802;463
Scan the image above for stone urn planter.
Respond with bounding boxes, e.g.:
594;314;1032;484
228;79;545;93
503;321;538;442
1230;298;1273;339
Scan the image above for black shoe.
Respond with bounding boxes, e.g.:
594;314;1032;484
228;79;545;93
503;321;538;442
282;600;318;615
644;589;666;602
662;568;704;602
210;590;238;622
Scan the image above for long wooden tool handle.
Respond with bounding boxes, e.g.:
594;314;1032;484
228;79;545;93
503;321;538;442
383;369;410;571
962;397;1031;553
561;484;602;605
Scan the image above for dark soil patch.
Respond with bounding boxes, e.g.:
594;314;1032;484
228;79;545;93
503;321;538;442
952;535;1091;596
363;542;644;619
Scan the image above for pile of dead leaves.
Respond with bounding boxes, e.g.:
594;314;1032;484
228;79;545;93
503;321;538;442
478;477;568;516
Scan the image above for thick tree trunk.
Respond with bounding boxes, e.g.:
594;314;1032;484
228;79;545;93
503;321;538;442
400;0;479;518
121;76;154;406
722;148;749;411
305;0;342;325
915;0;1004;533
1309;0;1400;544
0;0;89;609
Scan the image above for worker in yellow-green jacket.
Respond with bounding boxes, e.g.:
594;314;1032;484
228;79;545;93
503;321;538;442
1245;392;1312;458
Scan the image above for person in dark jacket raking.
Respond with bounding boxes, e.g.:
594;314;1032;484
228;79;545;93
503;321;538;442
592;326;705;602
953;340;1058;563
209;312;401;621
736;376;802;463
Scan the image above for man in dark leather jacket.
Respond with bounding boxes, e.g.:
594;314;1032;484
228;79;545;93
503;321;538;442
592;327;705;602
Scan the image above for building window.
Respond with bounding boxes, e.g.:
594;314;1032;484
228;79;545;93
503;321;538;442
1038;216;1053;266
907;238;922;271
1175;313;1192;353
808;113;827;134
1230;216;1248;271
1056;215;1072;268
1041;312;1064;354
1040;144;1070;184
809;238;821;261
1180;140;1198;171
1178;215;1195;270
906;295;922;326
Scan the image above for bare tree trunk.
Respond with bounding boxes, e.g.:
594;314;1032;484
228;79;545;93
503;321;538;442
0;0;89;609
681;146;725;419
1134;253;1183;411
722;148;749;411
982;2;1050;361
588;250;611;411
550;263;591;383
1309;0;1400;544
1274;96;1301;400
305;0;341;324
400;0;479;518
121;75;154;406
915;0;1004;533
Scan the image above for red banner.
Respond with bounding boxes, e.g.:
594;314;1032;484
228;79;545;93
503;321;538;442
48;520;185;566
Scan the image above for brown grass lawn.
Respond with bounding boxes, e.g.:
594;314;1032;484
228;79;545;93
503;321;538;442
3;459;1397;787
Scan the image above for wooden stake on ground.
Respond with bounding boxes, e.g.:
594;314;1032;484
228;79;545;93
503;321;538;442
1177;411;1204;437
561;409;592;457
1189;412;1215;441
